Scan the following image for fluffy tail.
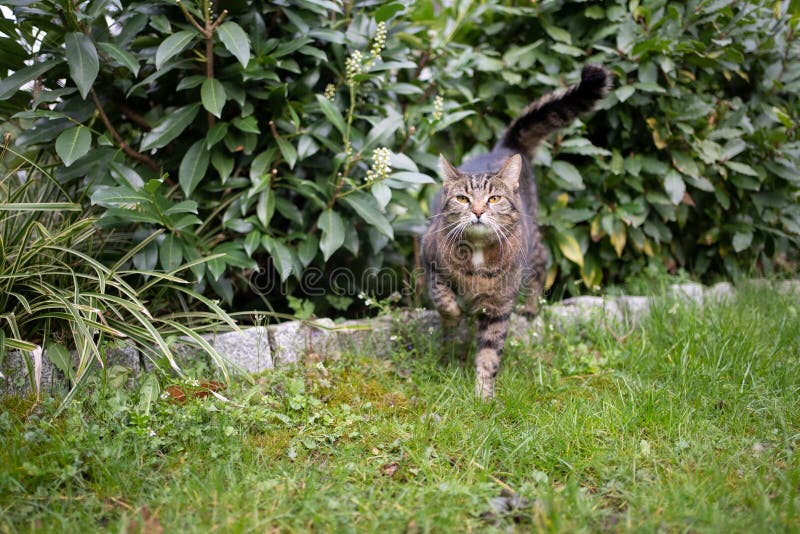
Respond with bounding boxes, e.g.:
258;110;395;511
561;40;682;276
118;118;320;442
497;64;612;157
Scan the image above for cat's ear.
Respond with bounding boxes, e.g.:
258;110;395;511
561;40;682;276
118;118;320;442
439;154;460;183
498;154;522;191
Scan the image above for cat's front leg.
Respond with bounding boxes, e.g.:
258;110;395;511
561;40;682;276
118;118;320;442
429;275;461;330
475;310;511;399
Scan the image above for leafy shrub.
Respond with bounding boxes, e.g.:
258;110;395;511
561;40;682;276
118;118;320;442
1;0;798;314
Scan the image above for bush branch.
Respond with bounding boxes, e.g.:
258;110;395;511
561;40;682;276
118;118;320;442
90;89;159;172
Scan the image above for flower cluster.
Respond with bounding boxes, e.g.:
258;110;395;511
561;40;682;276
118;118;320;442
345;50;364;82
323;83;336;100
433;95;443;121
370;21;387;57
365;147;392;183
346;22;389;84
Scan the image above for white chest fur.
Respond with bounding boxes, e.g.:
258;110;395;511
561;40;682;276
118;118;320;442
471;247;484;269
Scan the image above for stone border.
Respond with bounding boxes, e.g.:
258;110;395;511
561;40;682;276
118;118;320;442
3;280;797;396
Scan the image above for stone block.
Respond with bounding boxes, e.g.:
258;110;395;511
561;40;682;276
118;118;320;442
268;318;339;366
777;280;800;296
335;316;394;357
547;296;622;331
705;281;736;303
669;283;704;306
617;296;652;324
204;327;272;373
1;348;62;396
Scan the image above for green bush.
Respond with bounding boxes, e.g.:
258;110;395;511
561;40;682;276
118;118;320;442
1;0;798;313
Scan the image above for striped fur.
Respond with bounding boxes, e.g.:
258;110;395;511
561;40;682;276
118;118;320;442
421;64;611;399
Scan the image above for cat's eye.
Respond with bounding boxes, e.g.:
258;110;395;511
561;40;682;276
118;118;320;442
487;195;501;204
455;195;470;204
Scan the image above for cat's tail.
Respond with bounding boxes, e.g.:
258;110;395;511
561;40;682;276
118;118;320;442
496;64;612;157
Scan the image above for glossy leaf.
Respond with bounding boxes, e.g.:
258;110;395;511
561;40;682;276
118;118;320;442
55;126;91;167
263;236;293;282
201;77;227;118
179;140;210;197
97;42;140;76
155;30;196;70
217;22;251;68
318;209;345;261
0;60;60;99
65;33;99;99
340;192;393;239
315;94;346;136
140;104;200;151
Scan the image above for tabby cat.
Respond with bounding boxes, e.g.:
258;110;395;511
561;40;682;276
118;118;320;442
421;65;612;399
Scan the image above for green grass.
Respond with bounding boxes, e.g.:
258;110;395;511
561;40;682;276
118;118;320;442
1;284;799;533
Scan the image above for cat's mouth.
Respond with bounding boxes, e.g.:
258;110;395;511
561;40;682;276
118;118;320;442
465;221;493;239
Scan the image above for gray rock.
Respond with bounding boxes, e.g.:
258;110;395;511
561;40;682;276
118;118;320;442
669;283;704;306
204;327;272;373
335;316;393;357
777;280;800;295
547;296;623;330
507;313;544;343
706;281;736;303
268;318;339;366
1;348;61;396
617;296;652;324
72;341;149;374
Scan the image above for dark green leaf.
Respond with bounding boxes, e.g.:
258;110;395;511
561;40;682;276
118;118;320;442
318;209;345;261
263;236;293;281
340;192;393;239
211;151;234;183
257;188;275;227
206;122;229;149
65;33;99;99
155;30;196;70
275;137;297;169
315;94;346;136
97;42;140;77
298;234;319;267
201;77;227;118
0;60;61;100
217;22;251;68
179;140;210;197
140;103;200;151
109;162;145;189
549;161;584;191
160;234;184;271
55;126;91;167
232;115;260;134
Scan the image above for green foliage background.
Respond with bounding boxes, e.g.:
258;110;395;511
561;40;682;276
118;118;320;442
2;0;799;314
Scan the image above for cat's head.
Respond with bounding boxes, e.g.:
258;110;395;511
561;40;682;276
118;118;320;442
438;154;522;245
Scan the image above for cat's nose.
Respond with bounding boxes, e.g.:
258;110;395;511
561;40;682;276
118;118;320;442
472;206;486;217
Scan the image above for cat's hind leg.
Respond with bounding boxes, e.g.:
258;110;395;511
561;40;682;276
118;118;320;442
519;238;548;318
475;310;511;399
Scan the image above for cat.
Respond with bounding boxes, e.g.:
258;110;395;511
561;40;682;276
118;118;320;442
421;64;612;399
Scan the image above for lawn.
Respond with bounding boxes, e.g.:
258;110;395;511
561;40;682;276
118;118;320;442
1;284;799;533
